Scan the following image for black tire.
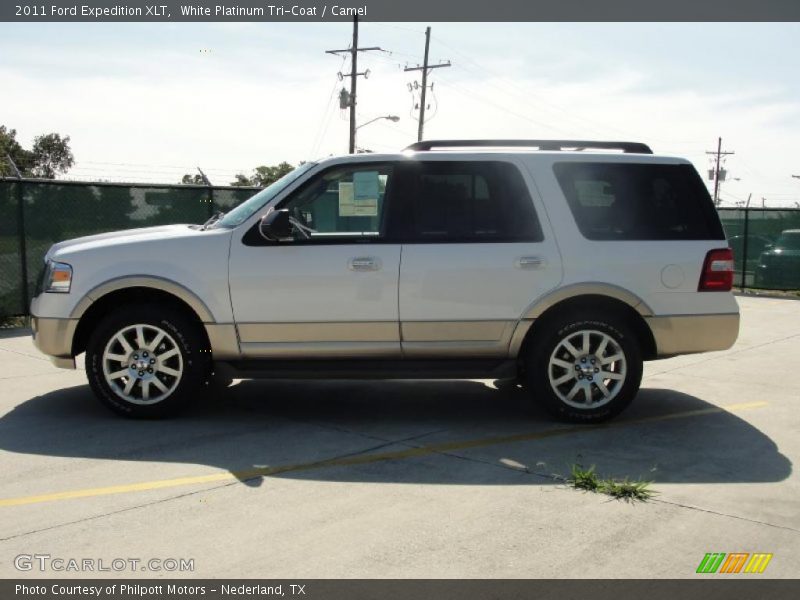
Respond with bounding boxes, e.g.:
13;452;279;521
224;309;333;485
523;312;643;423
85;304;210;418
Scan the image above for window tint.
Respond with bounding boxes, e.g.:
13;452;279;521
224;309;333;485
553;162;725;241
279;164;391;239
775;231;800;250
396;161;542;242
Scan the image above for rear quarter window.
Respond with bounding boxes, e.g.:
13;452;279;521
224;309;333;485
553;162;725;241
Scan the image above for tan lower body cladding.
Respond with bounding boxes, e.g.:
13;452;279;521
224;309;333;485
235;320;521;359
232;313;739;360
645;313;739;357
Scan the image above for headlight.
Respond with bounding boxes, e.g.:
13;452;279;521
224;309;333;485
44;261;73;293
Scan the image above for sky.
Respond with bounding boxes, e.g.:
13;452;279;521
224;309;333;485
1;21;799;206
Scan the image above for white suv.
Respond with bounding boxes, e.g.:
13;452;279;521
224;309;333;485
30;140;739;421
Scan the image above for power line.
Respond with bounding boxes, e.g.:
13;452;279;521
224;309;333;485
434;74;567;135
310;54;347;158
431;34;707;146
404;27;451;142
431;35;624;139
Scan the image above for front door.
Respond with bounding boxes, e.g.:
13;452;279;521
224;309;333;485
228;162;401;358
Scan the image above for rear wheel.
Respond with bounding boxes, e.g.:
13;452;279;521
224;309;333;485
524;314;643;422
86;305;209;418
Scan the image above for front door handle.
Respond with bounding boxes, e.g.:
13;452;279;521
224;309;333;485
515;256;545;270
348;256;381;271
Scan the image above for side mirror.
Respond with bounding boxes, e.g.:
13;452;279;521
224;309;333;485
259;209;293;241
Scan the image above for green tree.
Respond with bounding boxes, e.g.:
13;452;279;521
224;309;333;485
231;162;295;187
29;133;74;178
0;126;33;177
0;126;74;179
180;173;205;185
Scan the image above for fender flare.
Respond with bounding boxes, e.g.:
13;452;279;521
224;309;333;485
508;283;654;357
69;275;216;323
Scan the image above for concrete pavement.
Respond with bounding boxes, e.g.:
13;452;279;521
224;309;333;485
0;295;797;578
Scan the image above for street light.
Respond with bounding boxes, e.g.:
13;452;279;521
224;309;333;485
356;115;400;130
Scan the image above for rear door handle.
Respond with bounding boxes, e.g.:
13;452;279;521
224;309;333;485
348;256;381;271
515;256;545;269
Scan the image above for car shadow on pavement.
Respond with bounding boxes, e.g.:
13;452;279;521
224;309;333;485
0;379;792;490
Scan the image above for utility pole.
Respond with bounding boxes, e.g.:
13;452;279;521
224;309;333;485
326;16;382;154
405;27;451;142
705;137;735;206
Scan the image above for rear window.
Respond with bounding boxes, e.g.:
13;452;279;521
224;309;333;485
553;162;725;241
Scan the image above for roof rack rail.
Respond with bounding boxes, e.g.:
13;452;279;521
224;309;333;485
404;139;653;154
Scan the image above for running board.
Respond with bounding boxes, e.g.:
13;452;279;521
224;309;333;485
215;358;518;380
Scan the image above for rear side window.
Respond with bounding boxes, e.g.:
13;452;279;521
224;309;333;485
395;161;543;243
553;162;725;241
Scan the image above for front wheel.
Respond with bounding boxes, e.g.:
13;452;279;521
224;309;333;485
523;314;643;423
85;304;209;418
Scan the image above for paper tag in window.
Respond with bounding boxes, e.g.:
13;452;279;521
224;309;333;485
338;171;380;217
338;182;355;215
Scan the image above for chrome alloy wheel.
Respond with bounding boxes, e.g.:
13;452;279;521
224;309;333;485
102;324;183;405
547;329;627;409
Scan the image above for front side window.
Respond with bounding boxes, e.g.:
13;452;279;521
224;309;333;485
395;161;543;242
277;164;392;239
553;162;725;241
216;161;317;228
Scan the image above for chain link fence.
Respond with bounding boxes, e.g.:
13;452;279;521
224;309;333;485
1;180;799;319
0;178;260;318
718;207;800;291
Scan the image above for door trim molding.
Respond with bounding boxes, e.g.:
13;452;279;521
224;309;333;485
237;321;400;343
400;320;514;342
240;341;400;359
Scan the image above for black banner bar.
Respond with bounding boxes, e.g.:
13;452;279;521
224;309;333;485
4;580;800;600
2;0;800;22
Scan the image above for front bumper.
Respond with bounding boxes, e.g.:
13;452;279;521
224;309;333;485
30;315;78;369
646;313;740;358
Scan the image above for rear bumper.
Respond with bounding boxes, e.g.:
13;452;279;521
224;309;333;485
30;315;78;369
646;313;740;358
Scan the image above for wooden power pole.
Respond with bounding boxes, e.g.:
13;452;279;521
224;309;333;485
326;17;382;153
405;27;451;142
706;137;735;206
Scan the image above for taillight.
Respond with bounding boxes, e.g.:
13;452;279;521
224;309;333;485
699;248;734;292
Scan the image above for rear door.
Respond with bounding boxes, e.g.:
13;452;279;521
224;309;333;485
391;159;562;357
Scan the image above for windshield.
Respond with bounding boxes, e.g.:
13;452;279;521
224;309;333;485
214;162;317;228
775;232;800;250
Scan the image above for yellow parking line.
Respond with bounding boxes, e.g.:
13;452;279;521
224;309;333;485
0;400;768;508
